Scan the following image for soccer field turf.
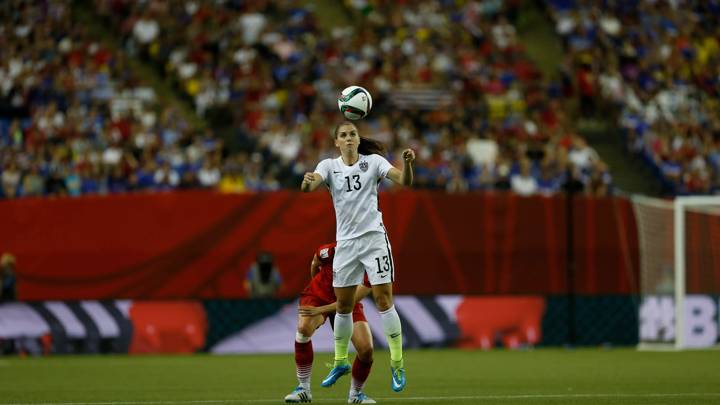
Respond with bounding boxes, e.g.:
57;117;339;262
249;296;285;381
1;348;718;405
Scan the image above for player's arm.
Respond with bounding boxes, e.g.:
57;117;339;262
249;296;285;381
301;172;324;192
310;253;321;278
299;302;336;316
355;285;372;301
298;286;372;317
386;149;415;186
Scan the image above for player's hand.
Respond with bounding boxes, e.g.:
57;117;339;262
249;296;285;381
301;172;318;191
299;306;323;317
302;172;317;185
402;149;415;163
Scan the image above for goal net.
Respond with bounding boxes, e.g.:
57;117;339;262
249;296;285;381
632;195;720;350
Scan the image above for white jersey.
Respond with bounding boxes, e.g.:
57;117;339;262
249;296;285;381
315;154;394;241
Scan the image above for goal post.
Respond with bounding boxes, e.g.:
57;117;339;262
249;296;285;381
633;195;720;350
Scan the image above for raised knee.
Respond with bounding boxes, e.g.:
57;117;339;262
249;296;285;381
297;322;316;338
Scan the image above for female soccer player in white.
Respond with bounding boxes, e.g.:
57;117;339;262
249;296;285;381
301;121;414;393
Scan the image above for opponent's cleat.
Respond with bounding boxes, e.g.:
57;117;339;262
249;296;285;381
284;386;312;403
348;391;377;404
390;367;406;392
320;363;351;387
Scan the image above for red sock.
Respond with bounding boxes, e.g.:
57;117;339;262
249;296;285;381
295;340;313;387
351;356;373;392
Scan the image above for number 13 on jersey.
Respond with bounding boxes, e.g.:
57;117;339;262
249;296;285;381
375;255;390;275
344;175;361;192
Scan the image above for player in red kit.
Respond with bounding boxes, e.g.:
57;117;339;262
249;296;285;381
284;243;376;404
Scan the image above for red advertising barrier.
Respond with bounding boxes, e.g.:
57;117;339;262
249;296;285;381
1;191;642;299
455;296;545;349
128;301;207;354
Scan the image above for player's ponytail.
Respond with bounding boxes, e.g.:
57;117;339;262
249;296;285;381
358;136;386;156
333;121;386;156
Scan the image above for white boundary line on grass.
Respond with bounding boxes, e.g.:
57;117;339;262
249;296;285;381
4;393;720;404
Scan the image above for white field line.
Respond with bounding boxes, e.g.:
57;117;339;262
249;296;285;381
3;393;720;404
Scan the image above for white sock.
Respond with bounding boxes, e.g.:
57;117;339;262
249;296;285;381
297;370;311;390
295;332;310;343
333;312;353;363
380;305;403;368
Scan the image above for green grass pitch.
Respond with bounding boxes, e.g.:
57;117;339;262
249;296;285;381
1;348;718;404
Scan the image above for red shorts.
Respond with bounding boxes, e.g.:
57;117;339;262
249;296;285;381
299;294;367;323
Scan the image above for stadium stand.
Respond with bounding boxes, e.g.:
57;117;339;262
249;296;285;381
1;0;612;199
545;0;720;195
0;0;232;198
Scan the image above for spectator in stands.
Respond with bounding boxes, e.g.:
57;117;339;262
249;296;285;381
494;158;513;191
154;162;180;190
587;161;612;197
198;160;221;188
511;158;539;196
244;251;282;298
446;162;469;193
1;253;17;302
219;169;245;194
545;0;719;195
568;136;599;172
537;159;562;195
562;163;586;194
21;165;46;197
1;162;21;199
132;9;159;50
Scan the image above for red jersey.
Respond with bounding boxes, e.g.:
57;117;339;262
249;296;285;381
301;243;370;304
303;243;337;303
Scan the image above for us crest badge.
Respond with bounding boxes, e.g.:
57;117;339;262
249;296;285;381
359;161;368;172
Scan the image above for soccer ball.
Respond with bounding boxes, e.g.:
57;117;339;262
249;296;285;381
337;86;372;120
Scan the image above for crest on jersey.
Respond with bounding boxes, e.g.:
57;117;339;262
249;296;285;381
359;161;368;172
319;248;330;259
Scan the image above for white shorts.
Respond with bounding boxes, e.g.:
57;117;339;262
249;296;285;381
333;231;395;288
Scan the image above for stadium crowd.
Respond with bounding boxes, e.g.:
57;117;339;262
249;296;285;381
2;0;612;200
0;0;258;199
545;0;720;194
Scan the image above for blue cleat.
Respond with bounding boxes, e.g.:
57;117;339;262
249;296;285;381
320;363;351;387
391;367;406;392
